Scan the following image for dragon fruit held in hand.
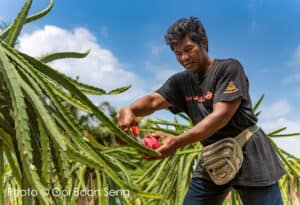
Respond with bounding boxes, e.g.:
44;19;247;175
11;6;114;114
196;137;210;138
143;135;161;149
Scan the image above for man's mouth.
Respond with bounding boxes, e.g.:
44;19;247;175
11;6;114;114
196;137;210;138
184;62;194;68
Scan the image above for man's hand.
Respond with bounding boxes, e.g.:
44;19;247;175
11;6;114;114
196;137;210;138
143;133;180;160
116;107;137;145
117;93;171;145
118;107;136;134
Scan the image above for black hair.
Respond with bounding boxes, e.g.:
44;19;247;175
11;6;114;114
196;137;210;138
165;17;208;51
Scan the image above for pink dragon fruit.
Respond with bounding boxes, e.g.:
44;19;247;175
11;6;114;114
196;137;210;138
143;135;161;149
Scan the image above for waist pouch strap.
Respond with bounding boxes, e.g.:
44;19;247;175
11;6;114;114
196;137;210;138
201;125;259;185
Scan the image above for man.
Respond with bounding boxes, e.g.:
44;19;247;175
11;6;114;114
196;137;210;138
118;17;285;205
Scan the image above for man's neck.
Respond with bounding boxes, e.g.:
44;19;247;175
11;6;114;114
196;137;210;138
194;57;214;79
205;57;214;72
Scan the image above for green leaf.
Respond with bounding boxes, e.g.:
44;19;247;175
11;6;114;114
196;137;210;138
18;50;160;156
255;111;262;117
5;0;32;47
39;49;90;63
147;119;190;129
0;128;14;151
157;164;177;205
107;85;131;95
67;77;106;95
134;160;162;184
278;148;300;161
47;82;92;113
66;148;134;190
22;80;68;150
175;155;185;204
0;44;53;204
177;113;191;123
0;0;54;40
270;139;300;178
253;94;264;113
37;120;51;187
1;142;22;185
267;127;287;136
144;158;168;192
136;191;163;199
141;127;181;135
175;148;202;155
0;114;15;136
269;133;300;138
0;140;4;205
26;0;54;24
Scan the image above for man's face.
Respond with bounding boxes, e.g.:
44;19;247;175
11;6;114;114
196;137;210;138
173;36;208;73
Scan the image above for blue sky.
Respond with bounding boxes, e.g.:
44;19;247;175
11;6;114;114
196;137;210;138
1;0;300;155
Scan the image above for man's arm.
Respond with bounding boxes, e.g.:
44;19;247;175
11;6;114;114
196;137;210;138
149;97;242;159
175;97;242;147
129;92;171;116
118;92;171;129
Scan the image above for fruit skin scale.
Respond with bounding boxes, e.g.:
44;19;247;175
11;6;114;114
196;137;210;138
143;135;160;149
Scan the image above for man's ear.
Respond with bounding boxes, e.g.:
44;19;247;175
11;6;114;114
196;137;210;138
201;37;208;51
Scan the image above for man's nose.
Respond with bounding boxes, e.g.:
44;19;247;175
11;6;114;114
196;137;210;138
181;52;190;62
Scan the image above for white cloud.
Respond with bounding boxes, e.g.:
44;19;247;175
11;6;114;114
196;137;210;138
260;100;291;120
18;25;147;106
259;118;300;157
260;117;300;133
258;99;300;157
145;61;179;90
272;138;300;157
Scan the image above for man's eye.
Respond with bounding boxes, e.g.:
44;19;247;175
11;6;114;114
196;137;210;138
185;47;193;52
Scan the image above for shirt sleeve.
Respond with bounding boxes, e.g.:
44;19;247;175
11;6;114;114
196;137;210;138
155;73;186;114
213;60;249;103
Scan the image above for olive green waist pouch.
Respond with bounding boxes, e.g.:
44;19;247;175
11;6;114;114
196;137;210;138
201;125;259;185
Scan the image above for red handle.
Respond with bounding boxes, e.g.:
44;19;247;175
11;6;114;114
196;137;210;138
131;125;140;136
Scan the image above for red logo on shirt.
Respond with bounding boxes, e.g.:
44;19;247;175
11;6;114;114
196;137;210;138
185;91;213;102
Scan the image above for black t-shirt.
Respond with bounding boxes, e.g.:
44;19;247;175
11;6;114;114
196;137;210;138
156;58;285;186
